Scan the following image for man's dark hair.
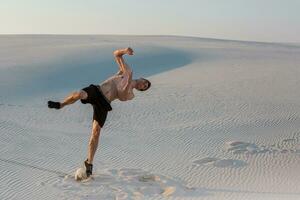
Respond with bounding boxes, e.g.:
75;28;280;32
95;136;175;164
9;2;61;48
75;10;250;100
140;78;151;91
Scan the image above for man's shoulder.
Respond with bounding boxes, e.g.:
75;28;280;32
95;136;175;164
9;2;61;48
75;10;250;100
103;74;120;82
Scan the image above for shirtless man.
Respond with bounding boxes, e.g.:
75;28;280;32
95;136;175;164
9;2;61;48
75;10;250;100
47;47;151;177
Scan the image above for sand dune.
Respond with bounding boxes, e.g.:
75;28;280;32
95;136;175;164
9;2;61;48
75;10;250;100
0;35;300;199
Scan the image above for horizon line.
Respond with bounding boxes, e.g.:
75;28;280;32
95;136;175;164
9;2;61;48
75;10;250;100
0;33;299;46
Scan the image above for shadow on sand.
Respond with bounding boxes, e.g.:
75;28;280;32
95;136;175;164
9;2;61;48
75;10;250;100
1;44;193;102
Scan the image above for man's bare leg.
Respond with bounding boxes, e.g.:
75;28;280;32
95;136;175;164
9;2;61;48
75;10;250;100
48;90;87;109
87;120;101;164
60;90;87;108
84;120;101;176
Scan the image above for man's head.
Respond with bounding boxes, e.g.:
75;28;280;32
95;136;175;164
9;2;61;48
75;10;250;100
135;78;151;91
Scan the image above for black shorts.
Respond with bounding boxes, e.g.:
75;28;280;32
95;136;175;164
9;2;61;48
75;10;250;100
80;84;112;127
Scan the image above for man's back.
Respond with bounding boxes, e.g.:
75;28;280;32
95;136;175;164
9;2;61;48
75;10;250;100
99;69;134;102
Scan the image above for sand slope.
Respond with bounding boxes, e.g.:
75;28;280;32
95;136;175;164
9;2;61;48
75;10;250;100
0;35;300;200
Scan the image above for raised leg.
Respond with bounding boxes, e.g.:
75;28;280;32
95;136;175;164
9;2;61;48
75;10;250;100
48;90;87;109
60;90;87;108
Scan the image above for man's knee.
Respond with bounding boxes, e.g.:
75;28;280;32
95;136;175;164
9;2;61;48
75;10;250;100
92;120;101;137
74;90;87;100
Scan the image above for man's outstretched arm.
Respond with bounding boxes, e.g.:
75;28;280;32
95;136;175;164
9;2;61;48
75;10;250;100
113;47;133;73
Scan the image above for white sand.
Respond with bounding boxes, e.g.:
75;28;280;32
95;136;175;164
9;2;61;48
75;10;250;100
0;35;300;200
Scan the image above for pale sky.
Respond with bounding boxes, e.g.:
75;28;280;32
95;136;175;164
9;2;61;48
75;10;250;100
1;0;299;43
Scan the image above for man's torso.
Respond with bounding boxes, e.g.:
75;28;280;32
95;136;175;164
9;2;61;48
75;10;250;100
99;72;134;102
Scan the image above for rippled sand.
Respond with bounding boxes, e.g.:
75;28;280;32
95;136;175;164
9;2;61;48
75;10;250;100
0;35;300;200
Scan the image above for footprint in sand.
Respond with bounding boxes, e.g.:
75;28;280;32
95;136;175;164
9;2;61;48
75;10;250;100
225;140;299;155
213;159;247;168
225;141;261;154
282;138;296;143
193;157;247;168
53;168;205;199
193;157;219;165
